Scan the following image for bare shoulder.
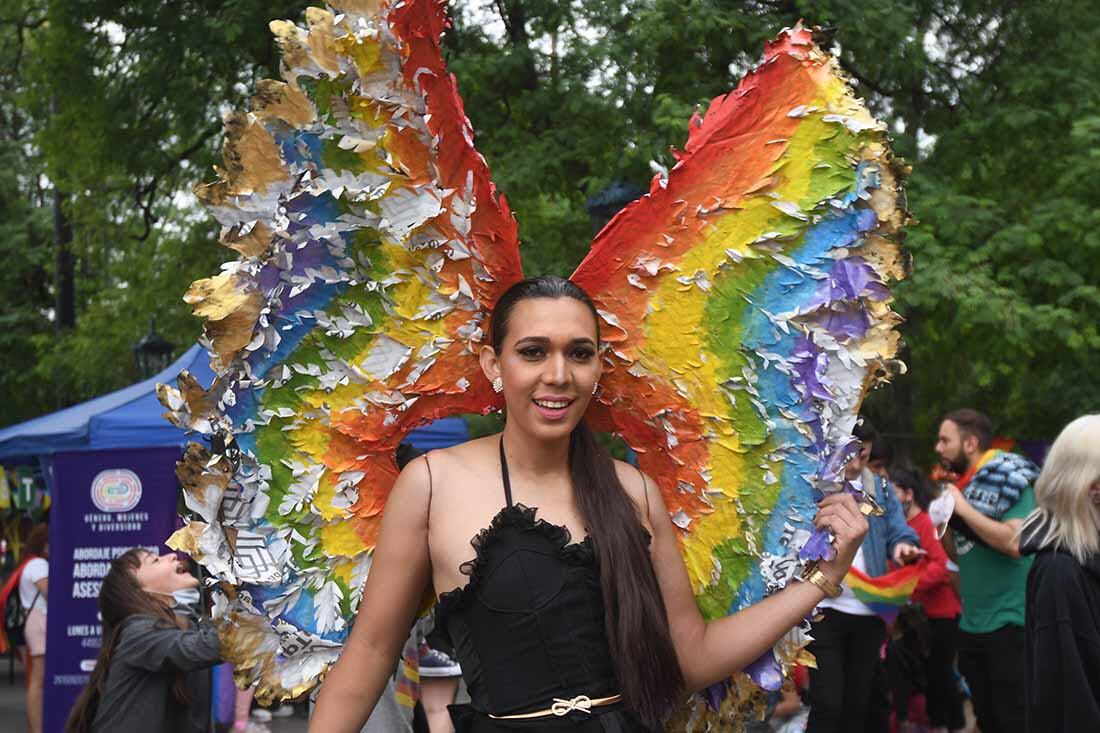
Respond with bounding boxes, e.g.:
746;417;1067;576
612;459;662;529
421;434;498;473
415;434;502;511
387;452;433;521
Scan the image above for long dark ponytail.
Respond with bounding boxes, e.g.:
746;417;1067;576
491;276;685;729
66;549;190;733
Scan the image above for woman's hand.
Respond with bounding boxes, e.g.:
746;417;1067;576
644;469;870;692
813;493;868;584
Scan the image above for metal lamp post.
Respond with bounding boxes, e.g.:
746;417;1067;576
132;318;174;379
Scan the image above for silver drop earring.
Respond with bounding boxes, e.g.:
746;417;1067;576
492;376;503;394
591;382;599;396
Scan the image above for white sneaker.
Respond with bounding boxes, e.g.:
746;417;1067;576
250;708;273;722
234;723;270;733
270;704;294;718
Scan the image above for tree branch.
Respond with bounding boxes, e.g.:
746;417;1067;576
492;0;514;41
0;15;46;29
132;121;221;241
837;57;900;98
134;174;161;242
1;12;45;77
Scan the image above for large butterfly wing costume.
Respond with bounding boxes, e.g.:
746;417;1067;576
158;0;908;726
159;0;521;696
572;27;908;725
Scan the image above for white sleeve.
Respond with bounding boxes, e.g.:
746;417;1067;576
23;558;48;584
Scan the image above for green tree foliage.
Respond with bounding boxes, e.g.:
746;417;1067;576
1;0;298;421
2;0;1098;465
890;3;1100;444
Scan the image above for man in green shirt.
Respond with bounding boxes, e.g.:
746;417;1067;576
936;409;1038;733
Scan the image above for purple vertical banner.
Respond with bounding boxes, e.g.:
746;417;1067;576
44;447;181;733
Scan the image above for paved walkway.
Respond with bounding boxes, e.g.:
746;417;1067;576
0;654;25;729
0;651;308;732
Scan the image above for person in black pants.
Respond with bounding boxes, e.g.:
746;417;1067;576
925;617;966;731
937;409;1038;733
806;420;923;733
809;608;890;731
889;470;966;732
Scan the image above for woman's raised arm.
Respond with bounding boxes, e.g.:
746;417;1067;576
638;473;867;692
309;456;434;732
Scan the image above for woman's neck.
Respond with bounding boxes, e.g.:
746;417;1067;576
906;504;921;521
501;421;571;481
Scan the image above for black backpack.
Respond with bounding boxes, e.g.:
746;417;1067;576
3;581;38;649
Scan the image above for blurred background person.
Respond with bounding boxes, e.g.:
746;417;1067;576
1019;414;1100;732
806;418;923;733
418;621;462;733
65;548;221;733
19;523;48;733
891;469;965;733
936;408;1037;733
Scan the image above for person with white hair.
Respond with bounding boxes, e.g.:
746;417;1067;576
1019;414;1100;732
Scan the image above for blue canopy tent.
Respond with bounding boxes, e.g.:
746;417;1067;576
0;345;216;464
0;343;469;465
2;347;469;732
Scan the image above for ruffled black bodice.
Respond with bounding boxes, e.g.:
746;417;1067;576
435;502;597;622
430;442;644;731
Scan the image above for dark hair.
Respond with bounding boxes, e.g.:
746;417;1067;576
23;523;49;560
490;276;684;729
869;437;892;466
853;416;879;446
890;467;934;511
943;408;993;451
66;549;189;733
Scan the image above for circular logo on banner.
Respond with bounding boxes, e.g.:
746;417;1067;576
90;469;143;513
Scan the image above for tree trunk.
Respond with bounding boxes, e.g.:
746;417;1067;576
496;0;537;92
53;189;74;330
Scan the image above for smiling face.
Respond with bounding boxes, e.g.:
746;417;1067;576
481;296;601;442
132;551;199;595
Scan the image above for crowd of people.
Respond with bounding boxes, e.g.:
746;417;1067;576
5;523;49;733
767;409;1100;733
5;406;1099;733
3;276;1097;733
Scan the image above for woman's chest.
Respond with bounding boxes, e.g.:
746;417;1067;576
429;495;588;598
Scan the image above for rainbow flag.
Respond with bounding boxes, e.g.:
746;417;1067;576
393;637;421;711
845;563;922;621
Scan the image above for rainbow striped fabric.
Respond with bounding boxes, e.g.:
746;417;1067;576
846;563;922;620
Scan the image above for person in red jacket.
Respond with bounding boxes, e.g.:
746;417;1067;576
892;469;966;733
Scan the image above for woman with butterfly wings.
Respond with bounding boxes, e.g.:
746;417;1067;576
158;0;908;730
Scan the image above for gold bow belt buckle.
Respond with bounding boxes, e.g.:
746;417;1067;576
552;695;594;716
488;693;623;720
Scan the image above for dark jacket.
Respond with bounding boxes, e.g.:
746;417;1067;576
1020;520;1100;732
90;608;221;733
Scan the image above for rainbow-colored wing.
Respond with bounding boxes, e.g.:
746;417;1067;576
157;0;521;701
571;25;908;726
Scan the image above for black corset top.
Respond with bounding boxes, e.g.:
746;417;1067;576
430;441;628;725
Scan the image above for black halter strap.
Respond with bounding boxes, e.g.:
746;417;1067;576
499;437;514;507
